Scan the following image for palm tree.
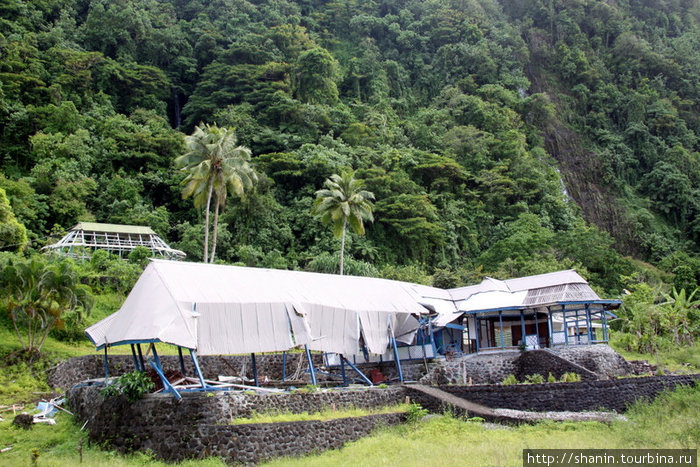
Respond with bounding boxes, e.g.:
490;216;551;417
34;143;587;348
313;170;375;275
175;124;257;263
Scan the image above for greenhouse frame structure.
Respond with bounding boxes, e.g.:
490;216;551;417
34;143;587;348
43;222;186;260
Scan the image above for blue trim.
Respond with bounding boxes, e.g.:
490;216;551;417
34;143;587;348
459;300;621;317
463;306;524;315
445;323;465;330
94;338;166;351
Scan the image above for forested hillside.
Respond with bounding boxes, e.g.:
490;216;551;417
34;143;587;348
1;0;699;296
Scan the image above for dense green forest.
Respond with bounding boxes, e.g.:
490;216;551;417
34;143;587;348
1;0;699;302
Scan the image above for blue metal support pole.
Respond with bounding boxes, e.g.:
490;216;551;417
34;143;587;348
305;345;317;386
520;310;526;348
251;353;259;386
103;347;109;381
547;306;553;348
340;354;347;386
148;358;181;401
602;310;609;342
391;335;404;383
137;344;146;371
563;307;569;345
189;349;208;388
342;356;373;386
151;344;162;370
498;311;505;349
474;316;480;353
534;311;540;348
177;347;186;375
585;304;593;344
282;352;287;382
130;344;140;371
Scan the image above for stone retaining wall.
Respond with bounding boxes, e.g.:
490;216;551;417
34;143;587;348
551;345;632;378
516;350;598;381
68;385;407;464
430;374;700;413
420;352;520;385
419;345;634;385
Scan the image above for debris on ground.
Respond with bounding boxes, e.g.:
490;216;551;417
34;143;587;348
12;413;33;430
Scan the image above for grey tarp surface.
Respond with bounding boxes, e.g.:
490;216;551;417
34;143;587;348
87;260;426;355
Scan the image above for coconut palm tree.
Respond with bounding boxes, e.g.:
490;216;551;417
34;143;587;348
175;124;257;263
313;170;375;275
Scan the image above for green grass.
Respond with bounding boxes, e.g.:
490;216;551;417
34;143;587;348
232;404;409;424
609;336;700;373
263;383;700;467
0;412;228;467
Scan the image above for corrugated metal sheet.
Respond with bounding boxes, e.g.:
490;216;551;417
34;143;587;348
72;222;156;235
522;283;600;306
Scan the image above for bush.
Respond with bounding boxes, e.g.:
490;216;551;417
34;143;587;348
406;403;429;424
101;371;155;402
524;374;545;384
561;372;581;382
501;374;518;385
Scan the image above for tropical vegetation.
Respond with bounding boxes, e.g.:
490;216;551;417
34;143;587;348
0;0;698;400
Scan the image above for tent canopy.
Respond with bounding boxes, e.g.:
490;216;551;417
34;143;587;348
87;260;427;355
87;264;620;357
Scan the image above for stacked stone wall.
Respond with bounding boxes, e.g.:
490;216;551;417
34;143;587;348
68;385;407;464
420;352;520;385
432;374;699;413
515;350;598;381
551;345;632;378
420;345;634;384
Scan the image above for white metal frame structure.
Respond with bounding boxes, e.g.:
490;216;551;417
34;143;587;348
43;222;186;260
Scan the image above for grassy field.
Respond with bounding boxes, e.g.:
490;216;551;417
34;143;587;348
0;382;697;466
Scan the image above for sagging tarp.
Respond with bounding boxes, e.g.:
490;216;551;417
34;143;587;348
86;260;426;356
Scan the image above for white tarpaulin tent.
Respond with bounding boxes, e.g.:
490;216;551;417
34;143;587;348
86;260;426;356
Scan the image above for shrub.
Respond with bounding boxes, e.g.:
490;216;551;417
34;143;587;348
101;371;155;402
501;374;518;385
561;372;581;382
547;372;557;383
406;403;429;424
524;374;545;384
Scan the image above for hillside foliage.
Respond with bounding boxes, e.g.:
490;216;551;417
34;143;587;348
0;0;698;303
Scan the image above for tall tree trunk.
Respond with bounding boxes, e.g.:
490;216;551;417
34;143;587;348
339;217;347;275
210;196;221;263
203;181;214;263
